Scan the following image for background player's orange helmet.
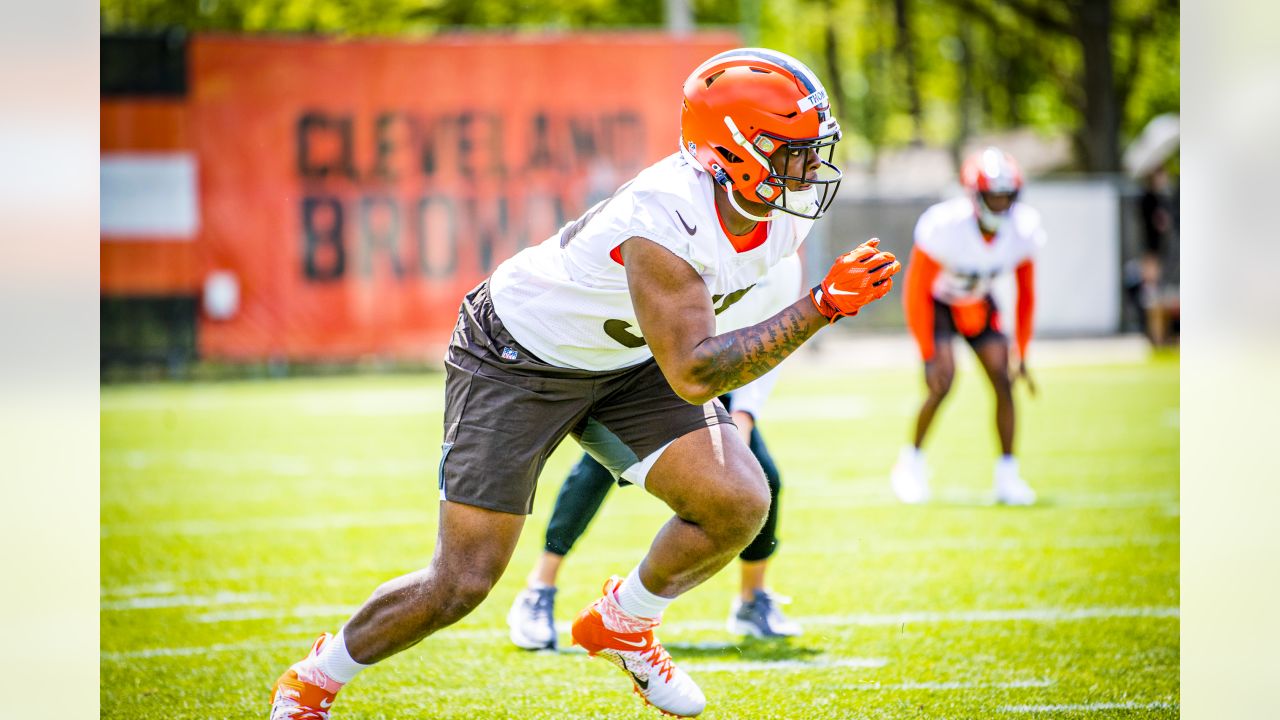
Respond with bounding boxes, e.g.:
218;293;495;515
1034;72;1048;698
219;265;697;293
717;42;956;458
961;146;1023;231
680;48;842;221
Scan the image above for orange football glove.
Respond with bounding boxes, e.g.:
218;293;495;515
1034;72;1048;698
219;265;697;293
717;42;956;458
810;238;902;322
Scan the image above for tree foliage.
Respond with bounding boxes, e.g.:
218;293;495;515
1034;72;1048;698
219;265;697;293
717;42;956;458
100;0;1179;172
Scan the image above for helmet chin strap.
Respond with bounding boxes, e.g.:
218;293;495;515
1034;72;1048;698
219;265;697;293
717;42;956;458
724;182;776;222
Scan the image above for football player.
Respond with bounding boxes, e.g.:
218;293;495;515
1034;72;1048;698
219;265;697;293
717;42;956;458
506;255;805;654
890;147;1042;506
269;48;899;720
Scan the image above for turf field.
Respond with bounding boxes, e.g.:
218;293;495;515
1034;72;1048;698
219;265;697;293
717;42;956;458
101;348;1179;719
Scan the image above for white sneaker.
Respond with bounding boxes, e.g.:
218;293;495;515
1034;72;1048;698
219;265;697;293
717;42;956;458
507;586;557;650
994;457;1036;505
573;577;706;717
890;446;930;504
728;590;802;638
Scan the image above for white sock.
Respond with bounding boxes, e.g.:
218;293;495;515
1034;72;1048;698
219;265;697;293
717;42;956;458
314;627;370;684
614;567;673;620
903;445;924;461
996;455;1018;474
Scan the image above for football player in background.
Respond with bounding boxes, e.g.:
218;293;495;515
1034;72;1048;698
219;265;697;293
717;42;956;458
507;254;805;653
268;48;900;720
890;147;1042;506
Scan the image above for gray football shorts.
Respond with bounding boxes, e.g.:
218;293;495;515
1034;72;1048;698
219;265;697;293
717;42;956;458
440;281;733;515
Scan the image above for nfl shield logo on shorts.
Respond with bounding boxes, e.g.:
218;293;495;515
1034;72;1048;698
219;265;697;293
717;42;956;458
501;347;519;361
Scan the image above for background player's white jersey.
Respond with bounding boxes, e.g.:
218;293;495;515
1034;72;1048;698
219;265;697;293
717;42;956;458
490;153;814;371
716;253;803;418
915;196;1045;305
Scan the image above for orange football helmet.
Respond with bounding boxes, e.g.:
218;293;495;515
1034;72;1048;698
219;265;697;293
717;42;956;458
680;48;842;221
961;146;1023;231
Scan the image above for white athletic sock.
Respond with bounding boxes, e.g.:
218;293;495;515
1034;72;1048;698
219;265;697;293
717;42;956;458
614;566;674;620
314;627;370;684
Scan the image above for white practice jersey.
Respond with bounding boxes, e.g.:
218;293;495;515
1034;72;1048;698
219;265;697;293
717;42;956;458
489;153;814;371
716;253;803;419
914;196;1045;305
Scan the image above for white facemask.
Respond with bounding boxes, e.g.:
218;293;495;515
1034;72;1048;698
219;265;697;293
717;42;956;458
784;185;820;217
976;195;1010;233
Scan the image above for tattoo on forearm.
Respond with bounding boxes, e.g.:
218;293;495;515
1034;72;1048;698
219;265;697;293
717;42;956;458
689;303;821;397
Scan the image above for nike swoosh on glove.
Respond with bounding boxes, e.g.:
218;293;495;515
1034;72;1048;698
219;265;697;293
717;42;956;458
810;238;902;322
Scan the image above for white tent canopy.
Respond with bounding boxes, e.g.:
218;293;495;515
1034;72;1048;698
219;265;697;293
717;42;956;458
1123;113;1179;179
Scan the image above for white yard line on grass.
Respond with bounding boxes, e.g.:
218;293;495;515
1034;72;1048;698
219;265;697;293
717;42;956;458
788;334;1152;371
101;591;271;611
193;605;354;623
788;533;1178;556
102;639;304;661
110;605;1178;659
1000;700;1177;713
688;658;888;672
100;387;442;414
101;509;431;538
784;488;1179;512
793;605;1180;628
100;581;178;598
102;485;1176;540
673;605;1179;633
842;679;1055;691
102;449;436;478
190;603;1178;628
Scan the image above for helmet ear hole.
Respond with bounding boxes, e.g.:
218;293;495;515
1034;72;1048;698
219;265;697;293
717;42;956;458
713;146;743;164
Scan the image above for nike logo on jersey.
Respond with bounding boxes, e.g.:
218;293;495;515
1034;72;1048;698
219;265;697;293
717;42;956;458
674;210;697;235
319;698;333;709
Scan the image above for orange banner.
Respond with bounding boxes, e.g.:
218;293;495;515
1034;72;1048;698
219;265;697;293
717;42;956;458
190;34;737;361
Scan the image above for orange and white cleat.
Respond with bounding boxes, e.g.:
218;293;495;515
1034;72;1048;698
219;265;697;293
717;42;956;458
269;634;344;720
571;578;706;718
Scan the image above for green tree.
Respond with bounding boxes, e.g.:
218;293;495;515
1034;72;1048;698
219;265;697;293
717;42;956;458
942;0;1178;171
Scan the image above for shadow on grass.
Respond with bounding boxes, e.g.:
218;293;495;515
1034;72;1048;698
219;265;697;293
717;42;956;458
659;638;822;661
549;637;821;661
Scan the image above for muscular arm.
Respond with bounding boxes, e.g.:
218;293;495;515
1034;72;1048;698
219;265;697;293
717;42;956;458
621;237;828;405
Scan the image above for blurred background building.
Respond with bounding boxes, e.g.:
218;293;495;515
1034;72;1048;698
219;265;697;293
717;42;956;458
99;0;1180;377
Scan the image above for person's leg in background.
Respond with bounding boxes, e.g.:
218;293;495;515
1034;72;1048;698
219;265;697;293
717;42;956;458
892;333;955;504
728;420;802;638
508;454;615;650
972;334;1035;505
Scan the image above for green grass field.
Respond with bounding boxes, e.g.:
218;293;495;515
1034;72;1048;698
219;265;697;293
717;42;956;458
101;350;1179;719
